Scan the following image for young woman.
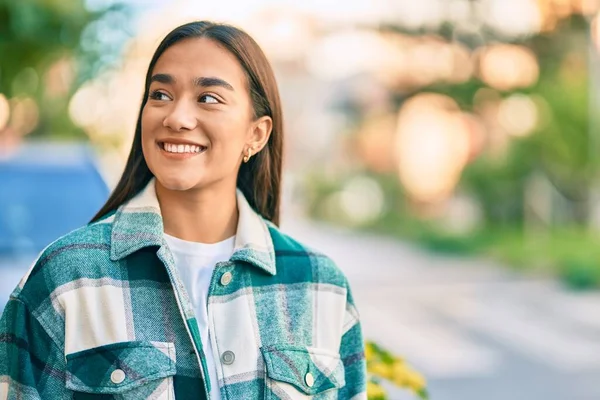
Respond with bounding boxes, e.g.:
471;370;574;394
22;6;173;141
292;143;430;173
0;21;366;399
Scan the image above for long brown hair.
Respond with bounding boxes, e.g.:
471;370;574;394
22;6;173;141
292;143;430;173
90;21;284;225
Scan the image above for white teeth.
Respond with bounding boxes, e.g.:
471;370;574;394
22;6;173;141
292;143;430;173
162;143;204;154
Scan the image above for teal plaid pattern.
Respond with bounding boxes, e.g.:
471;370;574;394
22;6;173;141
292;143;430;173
66;341;176;396
0;179;367;399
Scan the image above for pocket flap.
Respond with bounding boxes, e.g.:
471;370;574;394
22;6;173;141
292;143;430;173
66;341;176;394
261;344;345;395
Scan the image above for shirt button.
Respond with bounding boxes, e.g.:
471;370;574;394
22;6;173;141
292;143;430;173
111;369;126;384
221;350;235;365
305;372;314;387
220;271;233;286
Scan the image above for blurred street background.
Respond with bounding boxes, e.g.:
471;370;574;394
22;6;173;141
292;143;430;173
2;0;600;399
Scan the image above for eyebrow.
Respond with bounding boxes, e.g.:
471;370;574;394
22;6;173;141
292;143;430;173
150;74;234;91
195;76;235;91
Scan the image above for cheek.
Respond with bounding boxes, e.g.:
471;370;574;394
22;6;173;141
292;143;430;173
206;114;249;148
140;108;159;165
141;106;159;137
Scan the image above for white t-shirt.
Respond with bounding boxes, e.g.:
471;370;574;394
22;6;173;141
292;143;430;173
164;233;235;400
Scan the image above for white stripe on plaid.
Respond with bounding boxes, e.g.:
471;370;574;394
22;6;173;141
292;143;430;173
56;281;132;354
313;288;347;350
210;292;262;382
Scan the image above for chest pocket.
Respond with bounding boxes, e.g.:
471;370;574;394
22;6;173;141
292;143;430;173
261;345;345;399
65;341;176;399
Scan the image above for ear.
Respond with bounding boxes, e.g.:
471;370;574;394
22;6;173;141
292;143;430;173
245;115;272;153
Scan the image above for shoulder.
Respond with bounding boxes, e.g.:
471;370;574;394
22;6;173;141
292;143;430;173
36;211;115;268
15;212;116;303
265;222;349;290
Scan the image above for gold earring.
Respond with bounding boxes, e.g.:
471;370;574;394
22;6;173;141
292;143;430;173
243;147;253;163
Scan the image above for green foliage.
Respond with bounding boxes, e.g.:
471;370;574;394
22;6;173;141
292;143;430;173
2;0;87;97
560;258;600;289
459;19;594;226
461;138;538;226
0;0;132;139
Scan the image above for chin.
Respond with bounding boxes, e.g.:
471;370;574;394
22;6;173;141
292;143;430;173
154;173;202;192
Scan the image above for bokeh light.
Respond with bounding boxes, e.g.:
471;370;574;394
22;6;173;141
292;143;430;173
0;94;9;131
483;0;542;38
497;94;539;137
478;44;539;91
9;97;39;136
395;94;473;203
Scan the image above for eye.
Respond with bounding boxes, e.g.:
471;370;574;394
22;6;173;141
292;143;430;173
199;94;219;104
149;90;171;101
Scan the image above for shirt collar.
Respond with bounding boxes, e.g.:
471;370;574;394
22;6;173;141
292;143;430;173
109;178;276;275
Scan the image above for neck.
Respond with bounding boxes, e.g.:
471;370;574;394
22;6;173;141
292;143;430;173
156;181;238;244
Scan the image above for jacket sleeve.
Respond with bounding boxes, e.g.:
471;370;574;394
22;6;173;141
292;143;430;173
0;296;69;399
338;282;368;399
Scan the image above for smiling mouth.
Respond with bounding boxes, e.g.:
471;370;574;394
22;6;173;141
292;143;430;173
158;141;208;154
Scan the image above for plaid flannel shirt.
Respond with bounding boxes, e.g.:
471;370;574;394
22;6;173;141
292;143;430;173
0;179;367;399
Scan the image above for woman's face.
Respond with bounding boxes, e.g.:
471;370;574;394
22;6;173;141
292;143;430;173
141;37;269;192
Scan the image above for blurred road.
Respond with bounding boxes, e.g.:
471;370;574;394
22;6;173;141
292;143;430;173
281;215;600;400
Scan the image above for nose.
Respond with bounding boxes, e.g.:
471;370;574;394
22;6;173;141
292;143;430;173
163;99;197;132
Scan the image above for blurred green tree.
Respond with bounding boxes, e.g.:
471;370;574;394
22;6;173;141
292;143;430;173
0;0;131;140
461;16;596;226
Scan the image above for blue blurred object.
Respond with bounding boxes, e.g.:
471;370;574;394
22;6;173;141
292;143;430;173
0;142;110;312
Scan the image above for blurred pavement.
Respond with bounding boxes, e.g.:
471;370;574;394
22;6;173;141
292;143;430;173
281;214;600;400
